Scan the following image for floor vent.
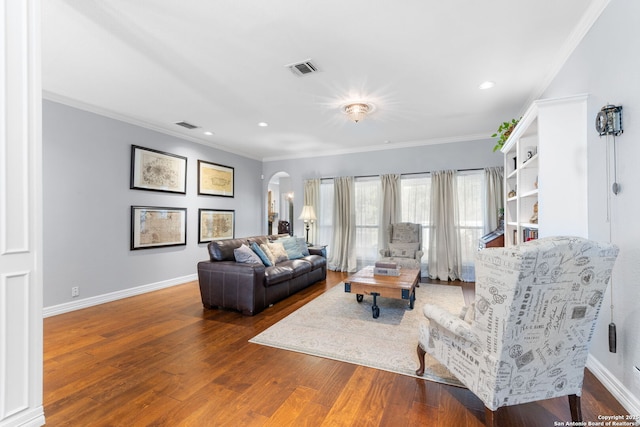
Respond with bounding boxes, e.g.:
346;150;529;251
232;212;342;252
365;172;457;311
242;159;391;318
286;59;319;76
175;121;199;130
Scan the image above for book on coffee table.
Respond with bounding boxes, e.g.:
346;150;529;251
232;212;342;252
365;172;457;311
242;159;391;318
374;267;400;276
374;261;400;276
375;261;398;269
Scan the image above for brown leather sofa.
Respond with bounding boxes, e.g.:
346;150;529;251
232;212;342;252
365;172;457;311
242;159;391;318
197;234;327;316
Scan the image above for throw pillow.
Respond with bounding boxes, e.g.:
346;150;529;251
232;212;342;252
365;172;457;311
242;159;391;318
295;237;310;256
267;242;289;263
260;243;277;266
234;244;262;264
250;241;272;266
459;303;475;324
278;237;304;260
388;242;420;258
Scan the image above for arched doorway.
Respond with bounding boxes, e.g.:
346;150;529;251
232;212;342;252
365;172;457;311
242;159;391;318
267;171;294;236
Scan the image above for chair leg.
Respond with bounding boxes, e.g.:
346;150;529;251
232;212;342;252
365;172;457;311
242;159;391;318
415;344;425;376
484;407;497;427
569;394;582;422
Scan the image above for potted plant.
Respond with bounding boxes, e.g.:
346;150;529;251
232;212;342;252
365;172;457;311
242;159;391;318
491;118;520;152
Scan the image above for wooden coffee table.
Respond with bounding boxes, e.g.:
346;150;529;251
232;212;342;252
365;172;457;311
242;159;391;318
344;266;420;318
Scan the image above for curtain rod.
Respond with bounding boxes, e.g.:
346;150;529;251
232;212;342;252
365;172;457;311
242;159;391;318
318;167;493;181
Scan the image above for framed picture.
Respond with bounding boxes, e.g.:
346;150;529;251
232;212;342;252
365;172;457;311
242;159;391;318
130;145;187;194
131;206;187;250
198;160;234;197
198;209;235;243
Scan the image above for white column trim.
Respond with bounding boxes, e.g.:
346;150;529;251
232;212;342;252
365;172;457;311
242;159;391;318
0;0;44;426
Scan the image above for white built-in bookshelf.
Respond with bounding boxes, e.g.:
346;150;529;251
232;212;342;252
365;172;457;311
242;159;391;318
502;94;589;246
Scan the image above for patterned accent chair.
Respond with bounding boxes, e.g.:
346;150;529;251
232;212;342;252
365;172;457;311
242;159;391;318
378;222;423;271
415;236;619;426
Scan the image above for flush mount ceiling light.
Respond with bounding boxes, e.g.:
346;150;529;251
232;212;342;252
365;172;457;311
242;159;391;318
342;102;375;123
479;81;496;90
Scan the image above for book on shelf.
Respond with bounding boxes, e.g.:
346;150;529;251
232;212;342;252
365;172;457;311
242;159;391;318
523;228;538;242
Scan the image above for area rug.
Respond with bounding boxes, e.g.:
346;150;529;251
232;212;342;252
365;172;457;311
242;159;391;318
250;282;465;387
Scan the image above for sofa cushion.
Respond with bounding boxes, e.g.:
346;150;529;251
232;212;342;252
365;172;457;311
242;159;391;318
388;242;420;258
302;254;325;271
264;265;293;286
234;244;262;264
208;238;247;261
249;242;272;266
278;259;312;278
267;242;289;263
278;237;304;260
249;236;270;246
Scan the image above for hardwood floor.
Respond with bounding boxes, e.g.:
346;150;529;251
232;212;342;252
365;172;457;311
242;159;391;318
44;271;627;426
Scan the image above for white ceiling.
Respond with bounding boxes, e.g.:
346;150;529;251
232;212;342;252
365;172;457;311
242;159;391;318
42;0;606;161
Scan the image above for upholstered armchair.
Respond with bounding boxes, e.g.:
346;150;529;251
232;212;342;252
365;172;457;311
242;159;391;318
277;220;290;235
416;236;619;426
378;222;423;271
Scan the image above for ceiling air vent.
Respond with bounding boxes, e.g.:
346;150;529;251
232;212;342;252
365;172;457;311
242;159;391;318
174;121;199;130
286;59;319;77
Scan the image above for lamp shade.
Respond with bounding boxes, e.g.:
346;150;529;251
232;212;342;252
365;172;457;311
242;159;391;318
298;205;317;222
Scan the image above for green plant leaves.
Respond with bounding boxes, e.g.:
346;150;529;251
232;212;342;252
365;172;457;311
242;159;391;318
491;118;520;152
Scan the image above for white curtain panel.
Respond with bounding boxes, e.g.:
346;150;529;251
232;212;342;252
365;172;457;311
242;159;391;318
483;167;504;233
328;177;357;272
379;174;401;253
318;180;334;253
428;170;462;281
303;178;321;245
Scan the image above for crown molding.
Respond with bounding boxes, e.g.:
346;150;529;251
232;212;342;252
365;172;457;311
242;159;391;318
262;133;492;162
521;0;611;113
42;91;263;161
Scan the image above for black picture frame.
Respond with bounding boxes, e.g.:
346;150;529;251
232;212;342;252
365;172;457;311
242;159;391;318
130;145;187;194
198;209;235;243
198;160;234;197
131;206;187;250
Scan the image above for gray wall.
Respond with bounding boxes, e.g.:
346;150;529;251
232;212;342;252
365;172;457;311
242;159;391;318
43;100;263;309
262;139;503;235
541;0;640;406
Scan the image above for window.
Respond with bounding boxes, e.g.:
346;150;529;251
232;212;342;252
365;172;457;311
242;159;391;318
354;177;381;269
401;174;431;268
456;171;484;281
317;170;486;279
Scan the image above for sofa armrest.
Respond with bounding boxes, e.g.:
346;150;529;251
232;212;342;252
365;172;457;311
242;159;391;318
197;260;267;316
422;303;479;346
308;246;326;258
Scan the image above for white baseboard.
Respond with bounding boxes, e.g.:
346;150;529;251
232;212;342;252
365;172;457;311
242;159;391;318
0;406;45;427
43;274;197;318
587;354;640;419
